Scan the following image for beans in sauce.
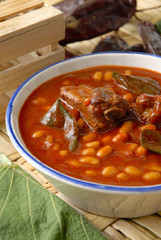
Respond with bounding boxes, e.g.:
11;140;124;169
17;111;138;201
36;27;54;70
19;66;161;186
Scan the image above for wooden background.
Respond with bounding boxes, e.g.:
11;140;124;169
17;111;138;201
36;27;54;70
1;0;161;239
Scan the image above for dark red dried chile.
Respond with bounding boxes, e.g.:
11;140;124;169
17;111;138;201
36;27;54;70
138;21;161;56
93;35;145;53
55;0;136;44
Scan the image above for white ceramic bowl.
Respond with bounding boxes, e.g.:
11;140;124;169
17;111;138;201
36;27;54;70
6;52;161;218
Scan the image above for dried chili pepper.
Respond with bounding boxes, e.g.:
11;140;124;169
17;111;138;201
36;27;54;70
125;43;145;53
92;35;144;53
55;0;136;44
138;21;161;56
93;35;128;52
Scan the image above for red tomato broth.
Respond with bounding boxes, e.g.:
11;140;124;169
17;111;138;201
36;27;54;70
19;66;161;186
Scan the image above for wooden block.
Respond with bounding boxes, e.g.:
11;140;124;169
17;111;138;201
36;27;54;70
17;52;39;64
0;45;65;95
0;113;6;125
44;0;64;6
0;8;65;64
0;122;7;134
0;131;10;144
9;59;20;66
0;0;43;21
0;62;13;71
0;6;63;42
0;127;10;144
0;94;10;123
5;88;16;98
37;45;52;55
51;42;59;51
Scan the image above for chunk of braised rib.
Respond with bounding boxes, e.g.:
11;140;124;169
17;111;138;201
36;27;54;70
134;93;161;124
60;85;129;132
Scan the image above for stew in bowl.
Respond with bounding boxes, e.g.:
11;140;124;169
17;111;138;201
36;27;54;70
6;53;161;218
19;65;161;186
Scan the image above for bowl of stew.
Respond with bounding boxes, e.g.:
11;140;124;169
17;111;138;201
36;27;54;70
6;52;161;218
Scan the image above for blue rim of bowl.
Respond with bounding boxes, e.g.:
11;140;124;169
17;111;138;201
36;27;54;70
6;52;161;193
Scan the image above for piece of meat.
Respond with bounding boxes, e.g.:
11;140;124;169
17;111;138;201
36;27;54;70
134;93;161;125
60;85;129;132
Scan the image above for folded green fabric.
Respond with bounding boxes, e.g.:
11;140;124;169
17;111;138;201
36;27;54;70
0;153;108;240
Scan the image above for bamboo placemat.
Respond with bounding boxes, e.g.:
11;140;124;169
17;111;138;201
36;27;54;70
1;0;161;239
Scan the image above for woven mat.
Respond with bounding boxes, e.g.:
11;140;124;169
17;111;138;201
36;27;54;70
1;0;161;239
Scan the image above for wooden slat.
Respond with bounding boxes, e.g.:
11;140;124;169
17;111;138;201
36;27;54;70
91;216;116;231
0;122;7;134
0;6;63;42
8;152;21;162
132;215;161;238
128;220;158;240
44;0;64;6
0;94;10;123
46;186;58;194
0;0;43;21
5;88;16;98
137;0;161;10
17;52;40;64
0;45;64;95
112;220;154;240
104;226;126;240
85;213;98;223
37;45;52;56
0;16;65;65
0;141;17;157
9;59;20;66
0;62;13;71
